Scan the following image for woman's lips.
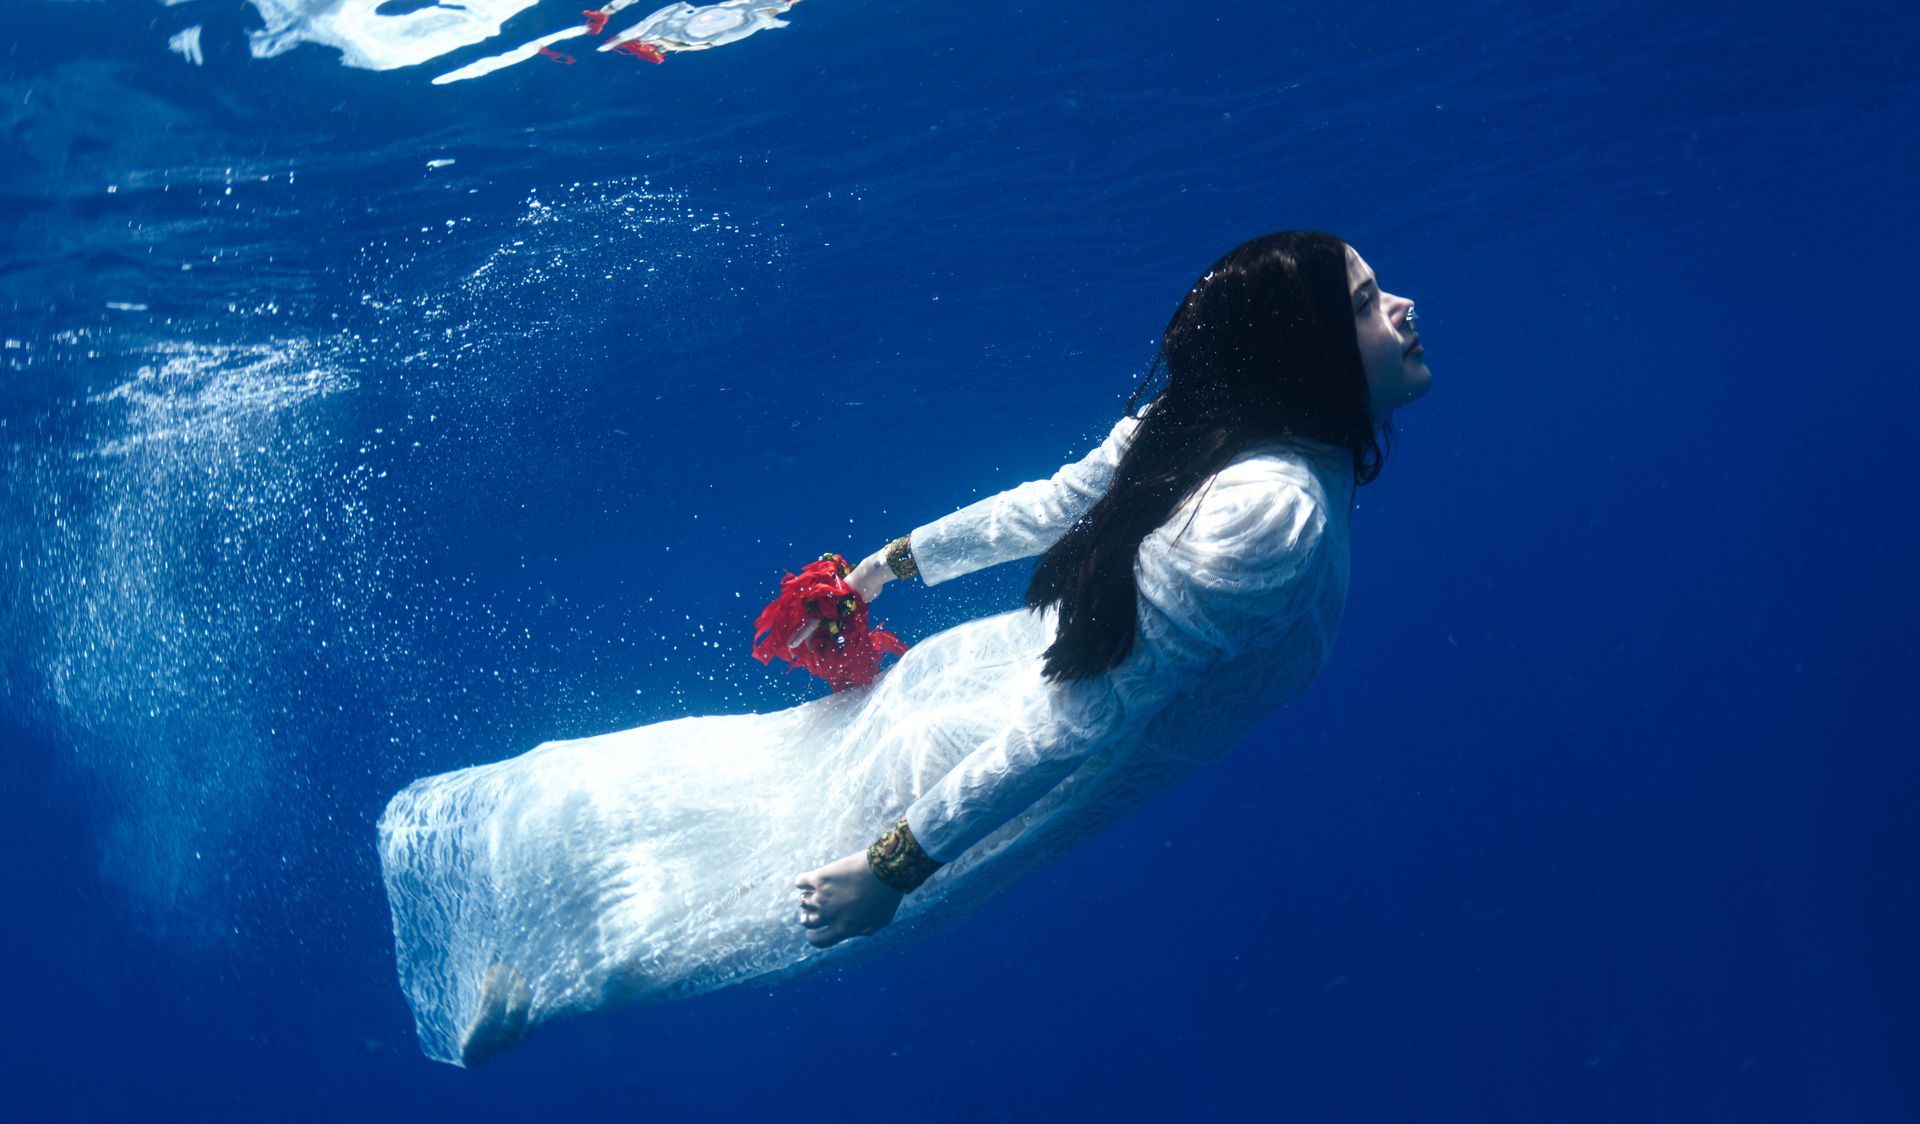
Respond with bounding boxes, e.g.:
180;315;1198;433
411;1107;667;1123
1405;336;1423;356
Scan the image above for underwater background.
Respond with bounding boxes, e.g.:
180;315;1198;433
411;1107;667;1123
3;0;1917;1118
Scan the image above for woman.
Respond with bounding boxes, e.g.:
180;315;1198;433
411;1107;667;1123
378;230;1430;1066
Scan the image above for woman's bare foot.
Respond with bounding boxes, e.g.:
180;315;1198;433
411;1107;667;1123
458;962;531;1067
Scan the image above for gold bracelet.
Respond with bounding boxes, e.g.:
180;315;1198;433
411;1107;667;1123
883;535;919;581
866;817;943;893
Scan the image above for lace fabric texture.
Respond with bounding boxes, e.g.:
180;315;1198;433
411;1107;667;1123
378;418;1354;1064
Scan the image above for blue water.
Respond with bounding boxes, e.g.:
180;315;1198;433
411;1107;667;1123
3;0;1916;1118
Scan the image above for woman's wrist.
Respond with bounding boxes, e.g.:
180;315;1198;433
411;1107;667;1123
845;536;915;602
865;817;943;893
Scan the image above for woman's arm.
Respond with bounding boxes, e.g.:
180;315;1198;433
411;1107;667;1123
797;460;1334;945
795;668;1133;946
905;463;1332;860
906;414;1140;587
787;419;1137;652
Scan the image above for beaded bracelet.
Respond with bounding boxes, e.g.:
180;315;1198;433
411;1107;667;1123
883;535;919;581
866;817;943;893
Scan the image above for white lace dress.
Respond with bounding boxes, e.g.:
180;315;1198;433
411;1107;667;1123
378;416;1355;1064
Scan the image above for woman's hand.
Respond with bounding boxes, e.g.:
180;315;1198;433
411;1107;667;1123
843;551;893;604
794;850;903;948
786;550;894;651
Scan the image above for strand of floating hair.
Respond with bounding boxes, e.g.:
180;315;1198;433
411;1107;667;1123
431;0;653;85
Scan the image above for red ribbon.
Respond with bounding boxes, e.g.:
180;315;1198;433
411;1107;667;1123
752;554;909;691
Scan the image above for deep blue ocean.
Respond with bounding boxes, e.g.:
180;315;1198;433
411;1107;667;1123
3;0;1917;1119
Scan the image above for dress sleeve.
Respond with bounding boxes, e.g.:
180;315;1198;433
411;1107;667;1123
907;415;1140;587
902;458;1332;862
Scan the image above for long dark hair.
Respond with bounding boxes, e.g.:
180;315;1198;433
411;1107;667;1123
1024;230;1384;683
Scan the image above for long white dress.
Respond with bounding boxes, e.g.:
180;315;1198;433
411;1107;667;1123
378;416;1355;1064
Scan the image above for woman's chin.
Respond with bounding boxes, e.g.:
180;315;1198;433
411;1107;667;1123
1403;362;1434;403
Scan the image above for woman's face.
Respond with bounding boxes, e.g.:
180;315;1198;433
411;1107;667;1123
1345;245;1431;421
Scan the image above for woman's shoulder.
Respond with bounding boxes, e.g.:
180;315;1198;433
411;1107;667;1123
1212;440;1345;515
1152;447;1337;568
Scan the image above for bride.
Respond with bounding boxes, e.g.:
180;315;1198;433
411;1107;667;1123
378;230;1432;1066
